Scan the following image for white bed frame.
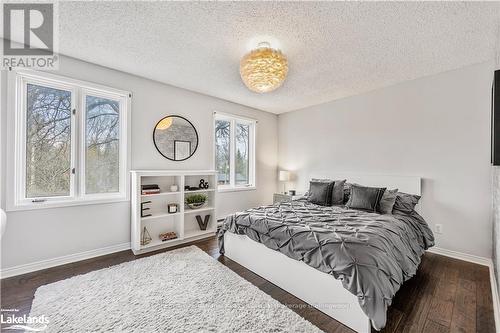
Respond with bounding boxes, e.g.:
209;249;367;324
224;174;421;333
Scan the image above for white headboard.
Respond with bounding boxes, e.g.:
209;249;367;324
308;173;421;196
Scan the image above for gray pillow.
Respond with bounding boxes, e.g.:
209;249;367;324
307;181;333;206
311;178;346;205
393;192;421;213
378;188;398;214
346;184;386;212
331;179;346;205
343;182;353;204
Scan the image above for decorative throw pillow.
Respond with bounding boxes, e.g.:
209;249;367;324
311;178;347;205
393;192;421;213
377;188;398;214
331;179;346;205
343;182;353;204
346;184;386;212
307;181;334;206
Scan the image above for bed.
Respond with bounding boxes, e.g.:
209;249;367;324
218;175;434;333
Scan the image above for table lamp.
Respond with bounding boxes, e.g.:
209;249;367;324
279;170;290;194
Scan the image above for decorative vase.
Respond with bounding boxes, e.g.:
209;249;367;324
170;185;178;192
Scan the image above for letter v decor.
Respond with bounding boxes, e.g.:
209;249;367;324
195;215;210;230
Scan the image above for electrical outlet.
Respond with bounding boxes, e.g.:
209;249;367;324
435;224;443;234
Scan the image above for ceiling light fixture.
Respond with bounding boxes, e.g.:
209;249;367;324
240;42;288;93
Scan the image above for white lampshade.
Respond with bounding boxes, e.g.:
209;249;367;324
279;170;290;182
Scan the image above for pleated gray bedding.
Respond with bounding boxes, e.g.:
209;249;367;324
218;199;434;331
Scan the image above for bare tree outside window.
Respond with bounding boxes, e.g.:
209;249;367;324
215;119;230;185
235;123;249;185
85;96;120;194
214;114;255;189
26;84;71;198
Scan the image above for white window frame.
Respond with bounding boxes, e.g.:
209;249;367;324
213;111;256;192
6;70;131;211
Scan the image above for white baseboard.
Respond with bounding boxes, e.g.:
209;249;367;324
427;246;499;331
0;242;131;279
488;261;500;333
427;246;491;266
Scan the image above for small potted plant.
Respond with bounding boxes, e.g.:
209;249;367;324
185;194;207;209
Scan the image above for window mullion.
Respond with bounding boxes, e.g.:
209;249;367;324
70;88;78;199
230;119;236;187
77;88;85;199
249;122;255;187
18;78;28;204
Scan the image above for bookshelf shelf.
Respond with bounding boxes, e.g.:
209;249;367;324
140;237;180;249
131;170;217;255
141;212;182;221
184;189;215;194
184;207;215;214
184;229;214;239
141;191;181;198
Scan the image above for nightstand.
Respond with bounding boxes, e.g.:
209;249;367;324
273;193;304;204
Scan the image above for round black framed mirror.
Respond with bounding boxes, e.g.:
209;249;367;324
153;115;199;161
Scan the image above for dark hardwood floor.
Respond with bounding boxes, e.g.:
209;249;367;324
1;236;496;333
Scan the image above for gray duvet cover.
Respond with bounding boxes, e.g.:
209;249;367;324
218;199;434;331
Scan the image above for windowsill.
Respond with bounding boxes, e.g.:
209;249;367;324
6;196;129;212
217;186;256;193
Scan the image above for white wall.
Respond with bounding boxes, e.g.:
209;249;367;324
0;56;278;270
278;61;494;258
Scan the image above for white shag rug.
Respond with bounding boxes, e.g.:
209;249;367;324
30;246;323;333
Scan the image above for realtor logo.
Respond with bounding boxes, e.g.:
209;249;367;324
2;2;59;69
1;309;49;331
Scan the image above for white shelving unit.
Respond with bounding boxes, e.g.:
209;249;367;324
131;170;217;255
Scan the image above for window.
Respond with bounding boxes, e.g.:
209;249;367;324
84;95;120;194
214;112;255;190
26;83;72;198
9;71;130;209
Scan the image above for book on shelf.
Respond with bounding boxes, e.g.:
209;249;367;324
159;232;178;242
141;184;159;190
142;189;161;195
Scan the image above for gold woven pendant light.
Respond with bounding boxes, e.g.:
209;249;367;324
240;42;288;93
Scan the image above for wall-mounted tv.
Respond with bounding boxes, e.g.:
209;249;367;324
493;70;500;165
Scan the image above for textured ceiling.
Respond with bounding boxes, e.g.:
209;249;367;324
53;2;500;113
